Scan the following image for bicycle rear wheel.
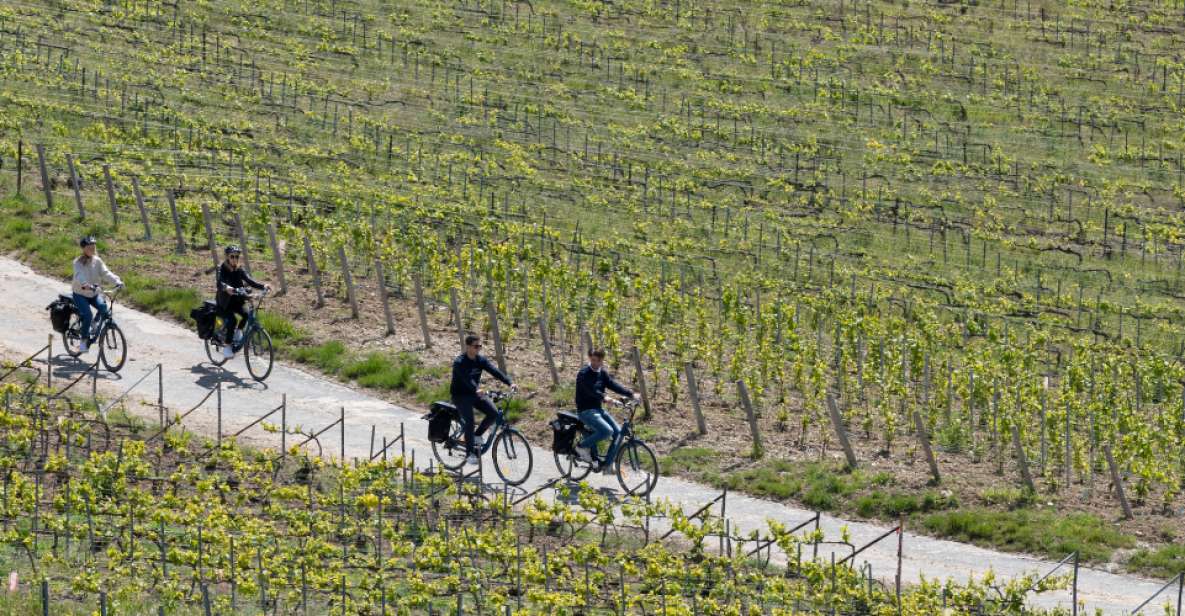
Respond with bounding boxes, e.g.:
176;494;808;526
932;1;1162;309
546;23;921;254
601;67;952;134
615;440;659;497
62;313;84;358
244;328;274;382
431;419;467;472
204;317;229;366
492;428;533;486
553;450;593;481
98;323;127;373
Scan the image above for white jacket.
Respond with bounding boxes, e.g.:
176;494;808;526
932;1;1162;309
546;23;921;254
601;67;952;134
72;255;122;298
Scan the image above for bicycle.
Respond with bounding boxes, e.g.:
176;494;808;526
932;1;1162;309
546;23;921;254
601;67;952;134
553;398;660;496
63;285;127;373
427;389;534;486
204;289;274;382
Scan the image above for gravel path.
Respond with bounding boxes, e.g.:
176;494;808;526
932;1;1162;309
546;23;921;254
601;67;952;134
0;256;1171;614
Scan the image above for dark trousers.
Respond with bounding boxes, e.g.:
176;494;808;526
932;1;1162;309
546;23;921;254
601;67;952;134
453;395;497;455
218;297;248;343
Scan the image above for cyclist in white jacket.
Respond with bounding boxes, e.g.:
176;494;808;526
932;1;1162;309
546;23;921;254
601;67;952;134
72;236;123;352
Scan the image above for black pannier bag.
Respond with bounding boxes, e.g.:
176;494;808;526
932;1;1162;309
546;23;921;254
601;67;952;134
427;401;457;443
190;300;219;340
550;414;581;454
47;295;76;333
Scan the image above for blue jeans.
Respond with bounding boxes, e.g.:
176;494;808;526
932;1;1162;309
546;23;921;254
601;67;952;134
71;293;109;342
579;408;621;464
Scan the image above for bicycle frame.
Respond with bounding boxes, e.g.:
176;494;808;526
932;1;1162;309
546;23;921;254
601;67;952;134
472;393;513;455
215;291;268;349
589;399;638;465
73;289;119;337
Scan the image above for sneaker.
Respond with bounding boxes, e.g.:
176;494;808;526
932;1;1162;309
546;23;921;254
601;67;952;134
600;465;615;476
574;445;592;462
233;329;244;344
222;345;235;359
472;435;484;450
79;340;89;353
465;454;480;465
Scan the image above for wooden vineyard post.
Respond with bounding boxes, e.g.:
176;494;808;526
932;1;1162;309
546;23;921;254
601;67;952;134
631;346;652;419
233;212;251;272
581;329;594;357
414;274;432;349
374;254;395;336
450;287;466;350
912;410;941;484
684;362;707;435
825;393;858;469
1103;444;1134;520
132;177;151;240
15;140;22;195
737;380;763;457
166;190;186;253
303;235;323;307
338;245;359;318
266;220;287;295
102;165;118;227
486;302;507;374
36;143;52;211
538;317;559;388
66;154;84;220
200;202;219;269
1011;425;1036;492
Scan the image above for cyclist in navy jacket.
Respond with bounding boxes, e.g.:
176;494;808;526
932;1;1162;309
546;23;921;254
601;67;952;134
451;334;514;464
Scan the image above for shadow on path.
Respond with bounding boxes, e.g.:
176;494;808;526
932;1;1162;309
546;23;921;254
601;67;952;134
49;354;122;384
189;362;267;392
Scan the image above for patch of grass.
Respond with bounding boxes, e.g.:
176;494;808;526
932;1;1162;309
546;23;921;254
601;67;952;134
708;460;867;509
340;352;420;392
660;446;717;476
342;353;391;379
415;380;452;405
854;490;957;519
258;310;304;343
121;273;202;322
501;395;530;423
979;486;1036;509
1126;544;1185;579
550;383;576;408
290;340;348;374
921;509;1135;563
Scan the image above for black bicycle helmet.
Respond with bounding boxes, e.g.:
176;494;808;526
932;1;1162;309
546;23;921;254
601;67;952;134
224;244;242;256
79;235;96;247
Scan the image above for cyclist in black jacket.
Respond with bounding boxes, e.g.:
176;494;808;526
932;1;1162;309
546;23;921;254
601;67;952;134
574;348;638;472
451;334;515;464
216;245;269;358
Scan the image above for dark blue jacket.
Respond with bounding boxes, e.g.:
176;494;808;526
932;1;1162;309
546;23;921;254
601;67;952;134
450;354;512;399
575;365;632;410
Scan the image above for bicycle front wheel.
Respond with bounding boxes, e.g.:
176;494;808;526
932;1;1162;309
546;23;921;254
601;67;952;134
431;419;467;472
244;328;274;382
615;440;659;497
492;428;533;486
98;323;127;373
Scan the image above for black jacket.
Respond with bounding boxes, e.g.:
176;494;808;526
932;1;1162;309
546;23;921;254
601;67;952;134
450;354;512;399
575;365;632;410
216;262;265;306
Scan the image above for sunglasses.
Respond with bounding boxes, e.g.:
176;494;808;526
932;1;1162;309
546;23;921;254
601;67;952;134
228;255;241;259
